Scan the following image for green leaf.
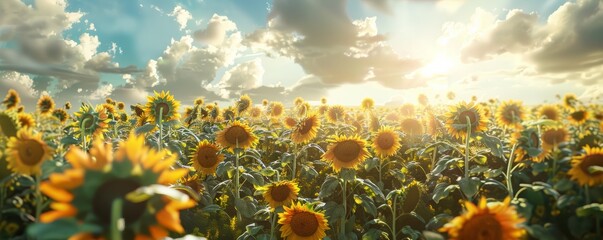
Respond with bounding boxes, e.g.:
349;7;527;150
356;178;385;200
402;184;421;213
319;176;340;199
576;203;603;217
126;184;190;203
362;229;388;240
135;123;156;134
235;196;258;218
364;157;379;171
340;168;356;181
458;177;480;199
354;194;378;217
60;135;79;146
202;204;222;213
477;133;504;157
423;231;445;240
245;223;264;236
259;168;276;177
432;183;459;204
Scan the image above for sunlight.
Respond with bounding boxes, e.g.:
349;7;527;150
420;54;454;77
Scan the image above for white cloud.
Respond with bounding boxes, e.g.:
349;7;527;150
219;58;264;97
169;6;193;30
193;14;237;46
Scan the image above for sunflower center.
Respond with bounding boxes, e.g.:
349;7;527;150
81;114;95;129
458;213;503;240
290;212;319;237
376;133;394;149
270;184;291;202
530;132;540;148
196;146;219;168
401;119;423;135
92;178;147;225
542;108;557;120
503;106;521;122
542;129;566;146
18;139;45;166
571;111;586;121
333;140;361;163
459;110;478;126
224;126;249;145
580;154;603;177
154;102;170;120
40;100;52;112
298;118;314;134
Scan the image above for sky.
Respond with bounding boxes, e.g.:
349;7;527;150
1;0;602;110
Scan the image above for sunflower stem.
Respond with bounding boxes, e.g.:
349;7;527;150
585;185;601;237
234;140;242;220
340;178;347;239
464;116;472;180
81;118;89;151
35;175;42;222
391;192;397;240
506;144;518;198
291;144;298;180
158;107;163;151
110;198;123;240
431;145;438;172
270;210;277;240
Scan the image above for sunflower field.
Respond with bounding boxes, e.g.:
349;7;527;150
1;88;602;240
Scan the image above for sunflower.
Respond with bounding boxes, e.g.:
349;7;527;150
260;181;300;209
278;202;329;240
294;97;304;107
5;128;53;175
262;99;269;106
2;89;20;110
562;93;578;109
538;104;560;121
71;103;110;141
327;105;345;123
223;107;236;121
0;110;20;137
189;140;224;175
269;102;285;118
144;91;181;124
284;117;297;129
65;101;72;110
399;103;415;117
568;109;589;125
216;120;258;151
116;102;125;110
322;135;370;172
296;102;311;117
541;126;569;150
440;197;525;240
447;91;456;101
249;106;262;119
418;94;429;106
17;106;24;113
52;108;69;124
372;126;401;158
136;114;150;128
361;98;375;111
237;94;253;114
318;105;329;115
291;113;320;144
194;97;205;106
37;94;55;115
368;113;380;132
445;102;488;140
17;113;35;129
131;104;145;117
568;146;603;186
495;100;526;129
385;112;400;122
320;97;327;105
105;97;114;104
426;113;444;137
400;118;424;136
38;132;194;239
510;128;547;163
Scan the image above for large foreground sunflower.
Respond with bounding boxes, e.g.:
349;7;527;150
291;113;320;144
144;91;181;124
495;100;526;129
260;180;300;209
189;140;224;175
568;146;603;186
440;197;525;240
5;128;53;175
71;103;110;141
322;135;370;172
39;133;194;239
372;126;401;158
445;102;488;140
216;120;258;151
278;203;329;240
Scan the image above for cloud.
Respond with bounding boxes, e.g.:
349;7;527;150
193;14;238;46
168;6;193;30
218;59;264;98
246;0;425;90
0;71;38;109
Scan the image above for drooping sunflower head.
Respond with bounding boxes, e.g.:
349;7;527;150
445;101;488;140
440;197;525;240
569;146;603;186
37;94;55;115
294;97;304;107
194;97;205;106
510;128;546;163
0;110;20;137
17;106;24;113
568;109;589;125
538;104;560;121
269;102;285;118
144;91;181;124
71;103;110;141
2;89;20;110
39;132;194;239
361;97;375;110
291;112;321;144
296;102;311;117
65;101;71;110
372;126;401;158
101;103;117;119
327;105;346;123
322;135;370;172
400;118;424;136
52;108;69;124
541;126;569;149
418;94;429;106
562;93;578;109
260;181;300;209
237;94;252;113
495;100;526;129
216;120;258;151
189;140;224;175
223;107;236;121
5;128;53;175
278;202;329;240
399;103;416;117
131;104;145;117
426;113;444;137
17;113;35;129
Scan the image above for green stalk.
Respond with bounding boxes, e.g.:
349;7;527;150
35;175;42;222
464;116;472;179
110;198;123;240
506;144;518;197
270;210;277;240
391;193;397;240
158;107;163;151
340;179;347;239
585;185;601;237
291;145;298;180
81;118;89;151
234;140;242;220
431;146;438;171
